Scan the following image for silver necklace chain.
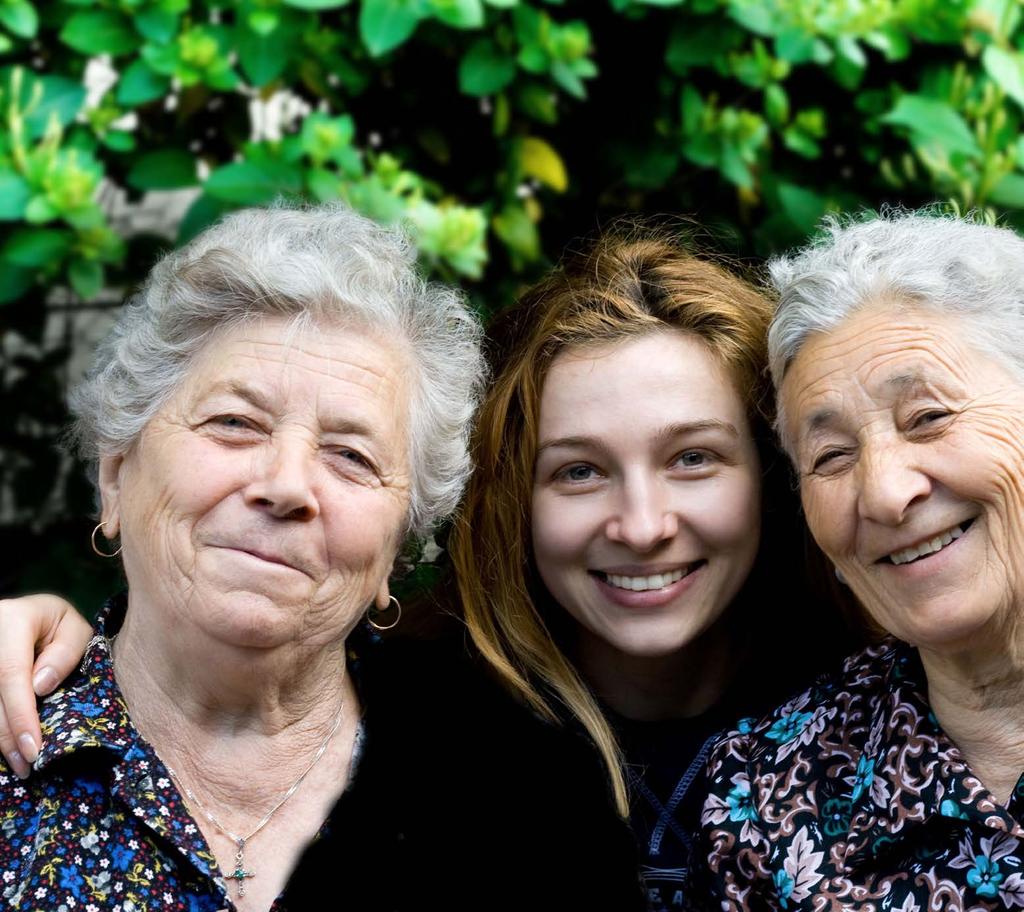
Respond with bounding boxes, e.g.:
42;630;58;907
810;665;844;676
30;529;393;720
106;633;345;899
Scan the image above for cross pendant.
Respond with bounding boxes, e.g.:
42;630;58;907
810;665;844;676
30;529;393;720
228;840;255;897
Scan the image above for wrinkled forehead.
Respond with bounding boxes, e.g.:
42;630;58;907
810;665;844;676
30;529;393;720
779;305;977;443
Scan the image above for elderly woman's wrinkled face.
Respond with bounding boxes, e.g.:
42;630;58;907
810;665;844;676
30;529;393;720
98;317;412;650
781;302;1024;651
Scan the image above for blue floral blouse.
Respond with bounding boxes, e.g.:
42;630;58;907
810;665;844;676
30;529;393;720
0;603;332;912
691;638;1024;911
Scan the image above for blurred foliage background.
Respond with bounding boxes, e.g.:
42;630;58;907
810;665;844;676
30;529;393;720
3;0;1024;609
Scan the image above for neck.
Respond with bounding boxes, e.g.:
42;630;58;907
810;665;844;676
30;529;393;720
110;597;356;810
920;630;1024;805
575;616;735;722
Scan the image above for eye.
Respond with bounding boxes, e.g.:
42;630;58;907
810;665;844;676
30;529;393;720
334;447;373;470
811;448;850;473
911;409;951;429
208;414;258;432
555;463;598;483
675;450;710;469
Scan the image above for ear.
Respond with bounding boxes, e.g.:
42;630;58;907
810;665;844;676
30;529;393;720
97;452;125;539
374;576;392;612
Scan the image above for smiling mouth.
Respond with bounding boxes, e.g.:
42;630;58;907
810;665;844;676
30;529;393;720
879;519;975;566
591;562;705;592
222;546;305;575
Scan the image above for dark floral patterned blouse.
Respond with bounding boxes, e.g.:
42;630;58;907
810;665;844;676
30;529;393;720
0;604;339;912
692;638;1024;911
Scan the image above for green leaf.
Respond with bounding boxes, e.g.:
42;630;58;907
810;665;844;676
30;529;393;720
248;9;280;34
238;22;298;85
307;167;342;201
69;258;103;299
0;172;30;219
863;26;909;62
2;228;71;267
127;149;197;190
516;82;557;123
764;83;788;125
359;0;424;56
0;0;39;39
23;195;57;223
2;71;87;139
666;21;743;74
881;95;980;159
117;59;169;106
204;158;303;204
774;28;815;64
459;39;516;95
60;10;140;55
134;5;179;43
0;261;33;304
728;1;775;37
983;45;1024;111
517;44;547;73
283;0;351;7
493;204;539;260
989;172;1024;209
777;181;826;232
430;0;483;28
177;193;234;244
782;125;820;158
550;59;585;98
102;130;136;152
680;83;703;134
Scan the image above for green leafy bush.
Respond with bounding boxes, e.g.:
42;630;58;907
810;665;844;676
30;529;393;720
4;0;1024;602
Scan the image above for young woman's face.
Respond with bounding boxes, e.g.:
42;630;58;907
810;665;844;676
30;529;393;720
531;331;762;659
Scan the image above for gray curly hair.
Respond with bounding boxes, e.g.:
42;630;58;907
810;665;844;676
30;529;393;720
70;203;487;537
767;208;1024;452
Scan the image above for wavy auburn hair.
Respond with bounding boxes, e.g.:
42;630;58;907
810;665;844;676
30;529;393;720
449;231;774;814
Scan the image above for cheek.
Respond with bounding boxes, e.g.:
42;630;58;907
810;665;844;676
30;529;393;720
530;490;599;584
799;482;848;558
689;474;761;552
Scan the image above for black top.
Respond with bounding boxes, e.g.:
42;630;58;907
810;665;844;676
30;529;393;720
282;633;645;910
615;707;730;911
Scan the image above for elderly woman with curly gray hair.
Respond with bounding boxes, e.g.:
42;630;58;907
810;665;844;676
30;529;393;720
692;211;1024;910
0;204;641;911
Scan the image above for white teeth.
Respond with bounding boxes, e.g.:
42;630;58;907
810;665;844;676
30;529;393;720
605;568;686;591
889;524;965;565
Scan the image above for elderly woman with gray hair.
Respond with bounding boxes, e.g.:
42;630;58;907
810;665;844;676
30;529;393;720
0;204;640;911
692;210;1024;910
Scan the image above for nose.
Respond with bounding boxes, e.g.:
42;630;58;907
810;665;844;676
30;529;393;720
856;439;931;526
605;475;678;552
245;436;320;521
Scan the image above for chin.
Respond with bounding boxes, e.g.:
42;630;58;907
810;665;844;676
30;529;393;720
199;592;302;649
874;598;997;653
604;619;710;660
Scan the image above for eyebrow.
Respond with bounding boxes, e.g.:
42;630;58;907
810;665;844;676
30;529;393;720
886;371;929;392
213;381;380;440
799;371;941;441
537;419;738;454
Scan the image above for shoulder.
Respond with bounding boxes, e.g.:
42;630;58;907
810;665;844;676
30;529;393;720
691;639;909;905
708;636;903;777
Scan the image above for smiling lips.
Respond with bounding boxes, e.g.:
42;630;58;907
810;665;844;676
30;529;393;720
880;520;972;566
594;563;705;592
221;545;308;576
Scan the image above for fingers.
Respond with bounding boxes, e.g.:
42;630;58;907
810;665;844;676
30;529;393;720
32;608;94;697
0;595;91;778
0;600;43;778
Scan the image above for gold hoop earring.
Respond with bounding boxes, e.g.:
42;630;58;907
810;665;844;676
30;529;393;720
91;522;121;558
367;595;401;631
